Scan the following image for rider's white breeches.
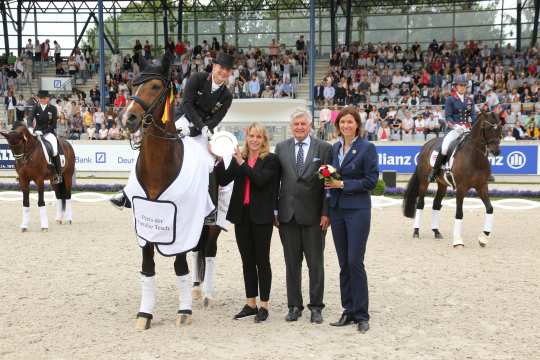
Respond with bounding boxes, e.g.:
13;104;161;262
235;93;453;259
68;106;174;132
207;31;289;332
43;133;58;156
441;126;466;155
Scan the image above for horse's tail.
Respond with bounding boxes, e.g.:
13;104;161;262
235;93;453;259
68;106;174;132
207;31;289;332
403;168;420;218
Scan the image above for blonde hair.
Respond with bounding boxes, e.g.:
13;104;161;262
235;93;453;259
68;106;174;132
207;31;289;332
241;122;270;159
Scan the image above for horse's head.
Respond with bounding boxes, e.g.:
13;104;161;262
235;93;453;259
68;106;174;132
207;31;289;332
123;50;174;133
0;125;32;160
476;111;503;157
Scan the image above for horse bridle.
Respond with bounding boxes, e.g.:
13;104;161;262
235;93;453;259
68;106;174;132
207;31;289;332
475;112;501;155
128;72;179;143
10;132;35;163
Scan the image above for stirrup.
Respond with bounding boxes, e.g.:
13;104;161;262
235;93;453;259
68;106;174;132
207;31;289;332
204;209;218;225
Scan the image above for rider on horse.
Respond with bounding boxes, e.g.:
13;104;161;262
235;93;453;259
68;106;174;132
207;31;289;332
29;90;63;184
428;75;477;182
110;52;234;211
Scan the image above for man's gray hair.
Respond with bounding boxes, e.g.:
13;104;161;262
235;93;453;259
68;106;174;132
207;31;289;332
289;109;312;124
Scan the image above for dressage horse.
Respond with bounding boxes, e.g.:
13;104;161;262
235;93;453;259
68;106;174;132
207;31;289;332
0;126;75;231
122;51;213;330
403;112;502;247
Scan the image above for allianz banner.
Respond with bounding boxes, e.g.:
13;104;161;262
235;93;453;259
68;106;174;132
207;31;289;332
1;142;539;175
376;144;539;175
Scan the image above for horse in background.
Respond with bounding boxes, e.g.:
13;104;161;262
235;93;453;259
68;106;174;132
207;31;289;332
0;125;75;231
402;112;503;248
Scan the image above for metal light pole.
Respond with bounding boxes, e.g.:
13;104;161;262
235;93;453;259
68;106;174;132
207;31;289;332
98;0;106;109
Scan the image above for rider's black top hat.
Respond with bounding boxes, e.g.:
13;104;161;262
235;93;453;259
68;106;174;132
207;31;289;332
214;52;234;70
37;90;49;98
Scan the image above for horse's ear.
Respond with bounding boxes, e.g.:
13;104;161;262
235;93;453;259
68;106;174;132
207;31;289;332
0;130;9;139
161;50;173;77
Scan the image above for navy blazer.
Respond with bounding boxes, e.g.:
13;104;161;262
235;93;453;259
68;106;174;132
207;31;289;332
329;138;379;210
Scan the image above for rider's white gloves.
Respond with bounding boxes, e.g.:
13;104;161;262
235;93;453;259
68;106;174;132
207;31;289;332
201;126;211;139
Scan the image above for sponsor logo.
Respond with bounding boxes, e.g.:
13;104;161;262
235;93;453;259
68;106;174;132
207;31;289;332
95;152;106;164
378;153;412;166
0;149;14;160
506;151;526;170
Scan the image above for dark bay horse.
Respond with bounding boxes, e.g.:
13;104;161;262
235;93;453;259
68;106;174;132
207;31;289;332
0;126;75;231
403;112;502;248
122;51;202;330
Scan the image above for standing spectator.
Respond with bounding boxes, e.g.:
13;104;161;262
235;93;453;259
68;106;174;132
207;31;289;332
70;111;83;140
248;74;260;98
143;40;152;59
269;39;279;59
15;94;26;124
4;90;17;128
56;113;69;138
326;107;379;333
295;35;306;55
323;82;335;106
90;84;100;106
93;106;104;134
53;40;61;65
274;110;332;324
214;123;280;323
41;39;50;63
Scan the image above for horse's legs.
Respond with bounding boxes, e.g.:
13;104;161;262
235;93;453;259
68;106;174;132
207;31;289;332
20;178;30;231
63;171;73;224
174;253;193;326
413;181;429;238
36;178;48;231
202;225;221;305
452;188;466;248
52;184;63;224
190;227;207;300
136;243;156;330
431;183;447;239
476;184;493;247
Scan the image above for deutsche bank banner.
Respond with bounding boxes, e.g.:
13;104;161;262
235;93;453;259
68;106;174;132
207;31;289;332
0;142;539;175
376;144;539;175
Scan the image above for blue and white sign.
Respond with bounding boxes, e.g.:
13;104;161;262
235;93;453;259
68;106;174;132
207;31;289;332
375;144;539;175
0;144;15;169
40;77;72;92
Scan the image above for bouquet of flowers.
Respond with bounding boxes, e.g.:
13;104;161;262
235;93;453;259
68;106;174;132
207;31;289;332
318;164;341;181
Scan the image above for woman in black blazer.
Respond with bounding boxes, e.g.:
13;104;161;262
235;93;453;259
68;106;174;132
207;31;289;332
215;122;280;323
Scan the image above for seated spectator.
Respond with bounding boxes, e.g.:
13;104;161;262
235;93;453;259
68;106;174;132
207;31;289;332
323;82;335;105
70;111;83;140
414;115;425;134
526;119;540;139
56;113;70;138
377;120;390;141
390;115;402;140
98;126;109;140
261;85;273;98
512;120;529;140
424;113;441;139
401;111;414;136
108;122;123;140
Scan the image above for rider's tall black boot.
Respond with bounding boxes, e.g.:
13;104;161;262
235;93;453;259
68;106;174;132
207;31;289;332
204;172;218;225
428;153;446;183
52;155;63;185
110;191;131;209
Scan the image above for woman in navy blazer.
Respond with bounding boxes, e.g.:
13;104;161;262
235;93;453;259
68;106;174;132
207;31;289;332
325;107;379;333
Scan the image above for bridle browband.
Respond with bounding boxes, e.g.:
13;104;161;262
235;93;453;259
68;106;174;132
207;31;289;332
127;71;179;148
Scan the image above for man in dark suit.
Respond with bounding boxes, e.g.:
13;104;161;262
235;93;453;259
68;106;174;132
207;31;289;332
313;81;325;107
274;109;332;324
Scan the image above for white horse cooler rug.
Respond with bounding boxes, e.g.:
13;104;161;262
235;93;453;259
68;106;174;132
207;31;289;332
124;136;215;256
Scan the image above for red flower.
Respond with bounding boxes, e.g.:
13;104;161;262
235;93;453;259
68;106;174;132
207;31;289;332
321;168;331;177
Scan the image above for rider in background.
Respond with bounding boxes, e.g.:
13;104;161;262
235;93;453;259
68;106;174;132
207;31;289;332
29;90;63;184
428;76;477;182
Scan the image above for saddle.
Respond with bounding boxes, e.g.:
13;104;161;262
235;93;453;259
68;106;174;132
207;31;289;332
430;133;470;188
35;133;65;171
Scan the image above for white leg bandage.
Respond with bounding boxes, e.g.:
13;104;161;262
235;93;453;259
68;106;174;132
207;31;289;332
177;274;192;311
191;251;200;283
55;199;63;221
203;257;216;298
431;210;441;230
484;213;494;233
139;275;156;315
39;206;48;229
413;209;423;229
453;219;464;246
65;199;73;222
21;207;30;229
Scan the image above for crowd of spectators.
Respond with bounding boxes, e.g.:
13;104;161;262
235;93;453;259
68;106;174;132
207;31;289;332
316;40;540;141
2;35;309;140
